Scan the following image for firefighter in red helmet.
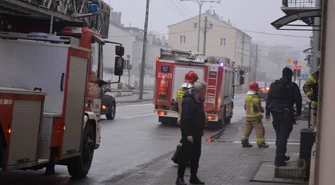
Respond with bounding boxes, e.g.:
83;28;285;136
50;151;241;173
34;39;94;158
177;71;199;117
241;81;269;148
171;70;199;165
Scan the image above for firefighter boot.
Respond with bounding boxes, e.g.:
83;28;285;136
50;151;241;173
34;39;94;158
258;143;270;148
241;140;253;148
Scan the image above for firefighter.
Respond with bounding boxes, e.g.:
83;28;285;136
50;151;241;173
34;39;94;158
176;70;199;117
303;67;319;129
171;70;199;165
241;81;269;148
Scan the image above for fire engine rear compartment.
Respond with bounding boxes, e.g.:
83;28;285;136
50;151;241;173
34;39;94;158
0;37;88;171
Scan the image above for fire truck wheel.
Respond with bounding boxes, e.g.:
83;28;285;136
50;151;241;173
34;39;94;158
67;123;95;178
213;120;223;130
224;117;231;124
106;102;116;120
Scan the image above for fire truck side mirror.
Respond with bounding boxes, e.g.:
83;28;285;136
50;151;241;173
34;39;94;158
114;57;124;76
115;45;125;57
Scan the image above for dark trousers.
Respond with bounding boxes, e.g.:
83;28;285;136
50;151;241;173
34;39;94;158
177;136;202;178
272;113;294;161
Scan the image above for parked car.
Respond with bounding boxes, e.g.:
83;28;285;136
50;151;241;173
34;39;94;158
101;86;116;120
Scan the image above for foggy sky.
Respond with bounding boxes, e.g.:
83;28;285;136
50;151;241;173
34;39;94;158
107;0;311;50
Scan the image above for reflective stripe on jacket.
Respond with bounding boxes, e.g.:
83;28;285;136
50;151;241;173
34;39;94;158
245;94;262;118
176;88;189;119
177;88;188;99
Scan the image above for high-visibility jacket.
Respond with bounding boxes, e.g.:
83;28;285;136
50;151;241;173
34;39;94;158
245;92;262;118
303;71;319;105
176;87;189;119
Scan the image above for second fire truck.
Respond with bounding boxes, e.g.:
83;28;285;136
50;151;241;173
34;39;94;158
154;49;245;129
0;0;125;178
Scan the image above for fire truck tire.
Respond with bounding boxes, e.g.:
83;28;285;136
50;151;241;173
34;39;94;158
67;123;95;178
106;102;116;120
224;117;232;124
213;120;223;129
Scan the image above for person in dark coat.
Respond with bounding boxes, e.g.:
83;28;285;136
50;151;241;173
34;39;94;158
266;67;302;166
176;81;207;185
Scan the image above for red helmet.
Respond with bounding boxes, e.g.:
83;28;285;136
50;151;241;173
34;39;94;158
184;71;199;83
249;81;259;91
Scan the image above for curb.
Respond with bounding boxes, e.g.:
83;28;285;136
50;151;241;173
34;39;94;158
116;99;153;104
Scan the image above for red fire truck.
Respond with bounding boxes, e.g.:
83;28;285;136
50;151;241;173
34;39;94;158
0;0;125;178
154;49;245;129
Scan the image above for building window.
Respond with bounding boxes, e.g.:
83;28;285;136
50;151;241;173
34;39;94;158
180;35;186;44
220;38;227;46
193;22;198;29
209;23;213;29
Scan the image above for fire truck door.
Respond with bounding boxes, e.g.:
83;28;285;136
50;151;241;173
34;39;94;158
62;56;88;158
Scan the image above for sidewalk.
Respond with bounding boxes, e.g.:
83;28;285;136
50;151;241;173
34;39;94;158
102;120;309;185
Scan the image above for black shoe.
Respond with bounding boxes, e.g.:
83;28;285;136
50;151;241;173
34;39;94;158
190;176;205;185
258;143;270;148
284;155;290;161
274;160;287;167
176;177;187;185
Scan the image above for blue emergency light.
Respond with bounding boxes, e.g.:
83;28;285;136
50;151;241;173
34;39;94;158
88;3;99;13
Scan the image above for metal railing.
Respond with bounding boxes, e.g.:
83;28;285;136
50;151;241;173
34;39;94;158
282;0;316;8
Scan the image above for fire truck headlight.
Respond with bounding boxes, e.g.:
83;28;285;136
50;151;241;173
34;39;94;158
266;87;270;91
101;105;106;110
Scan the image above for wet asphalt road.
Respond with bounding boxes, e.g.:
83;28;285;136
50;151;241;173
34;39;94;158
0;94;246;185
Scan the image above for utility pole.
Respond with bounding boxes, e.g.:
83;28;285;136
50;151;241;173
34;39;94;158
139;0;150;100
241;33;245;67
254;44;258;81
180;0;221;53
203;16;208;55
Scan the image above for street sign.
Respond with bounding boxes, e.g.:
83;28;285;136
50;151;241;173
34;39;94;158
293;60;298;65
286;58;292;64
299;74;309;80
285;65;292;70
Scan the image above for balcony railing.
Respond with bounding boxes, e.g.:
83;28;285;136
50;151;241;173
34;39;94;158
282;0;316;8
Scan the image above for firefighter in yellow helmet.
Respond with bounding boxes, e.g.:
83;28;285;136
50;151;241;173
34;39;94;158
303;67;319;128
241;82;269;148
171;71;199;165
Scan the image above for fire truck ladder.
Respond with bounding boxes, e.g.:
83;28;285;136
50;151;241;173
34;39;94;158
160;48;207;64
0;0;110;38
206;75;217;105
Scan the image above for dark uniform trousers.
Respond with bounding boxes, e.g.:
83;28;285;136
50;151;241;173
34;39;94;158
178;136;202;178
272;112;294;160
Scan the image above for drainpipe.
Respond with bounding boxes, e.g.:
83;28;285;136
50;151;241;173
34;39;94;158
312;0;321;72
